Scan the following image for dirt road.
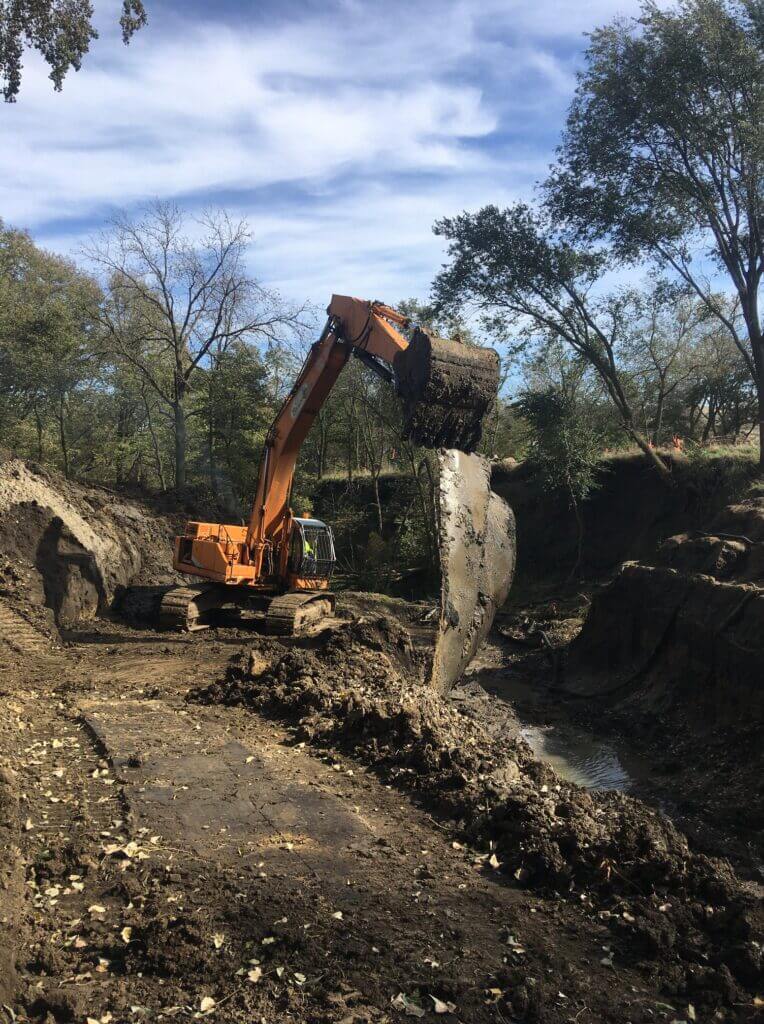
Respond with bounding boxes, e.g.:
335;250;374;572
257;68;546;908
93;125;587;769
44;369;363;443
0;605;761;1024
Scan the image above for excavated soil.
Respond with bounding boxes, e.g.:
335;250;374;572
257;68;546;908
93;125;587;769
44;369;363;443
192;617;763;1016
0;461;762;1024
0;459;178;630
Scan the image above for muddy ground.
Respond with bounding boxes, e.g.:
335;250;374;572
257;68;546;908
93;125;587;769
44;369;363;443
0;459;762;1024
0;596;760;1024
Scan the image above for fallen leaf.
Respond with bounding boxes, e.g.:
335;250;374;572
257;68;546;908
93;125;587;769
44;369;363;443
488;853;501;869
331;911;343;920
247;967;262;984
391;993;425;1018
430;995;456;1014
199;996;215;1013
121;927;132;943
294;972;306;984
88;905;106;915
212;933;225;949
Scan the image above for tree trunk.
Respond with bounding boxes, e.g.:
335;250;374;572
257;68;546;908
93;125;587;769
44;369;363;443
58;398;69;479
628;426;674;485
702;399;717;443
174;396;187;491
372;471;384;536
757;378;764;472
207;380;217;498
143;395;166;491
405;446;435;569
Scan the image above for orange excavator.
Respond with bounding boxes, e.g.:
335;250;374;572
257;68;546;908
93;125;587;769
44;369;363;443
159;295;499;635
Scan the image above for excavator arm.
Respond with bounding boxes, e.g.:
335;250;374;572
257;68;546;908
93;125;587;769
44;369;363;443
163;293;507;655
245;295;499;572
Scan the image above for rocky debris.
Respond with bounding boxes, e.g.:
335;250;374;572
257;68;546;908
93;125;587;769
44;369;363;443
190;617;763;1010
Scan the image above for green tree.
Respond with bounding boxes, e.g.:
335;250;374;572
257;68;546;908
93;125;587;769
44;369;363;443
432;204;675;480
200;340;273;516
0;0;147;101
547;0;764;466
0;221;102;475
518;387;605;577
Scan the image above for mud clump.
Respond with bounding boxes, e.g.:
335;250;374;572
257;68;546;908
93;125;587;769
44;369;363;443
191;618;762;1008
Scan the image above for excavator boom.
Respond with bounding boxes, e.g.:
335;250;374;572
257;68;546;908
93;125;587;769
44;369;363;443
246;295;499;564
159;293;514;681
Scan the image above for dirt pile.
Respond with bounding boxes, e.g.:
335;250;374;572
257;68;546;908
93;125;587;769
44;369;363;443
191;617;763;1010
0;458;177;631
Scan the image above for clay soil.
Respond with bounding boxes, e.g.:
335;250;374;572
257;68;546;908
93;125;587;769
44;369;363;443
0;598;761;1024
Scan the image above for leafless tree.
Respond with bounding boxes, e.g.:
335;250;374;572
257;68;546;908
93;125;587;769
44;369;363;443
85;202;309;489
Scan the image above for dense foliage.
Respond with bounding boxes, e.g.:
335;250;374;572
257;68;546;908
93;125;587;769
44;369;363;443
0;0;147;100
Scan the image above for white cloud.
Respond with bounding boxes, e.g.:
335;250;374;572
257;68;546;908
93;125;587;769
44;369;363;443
3;0;644;304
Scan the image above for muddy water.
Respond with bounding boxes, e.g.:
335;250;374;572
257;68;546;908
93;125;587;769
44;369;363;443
468;647;642;794
519;724;633;792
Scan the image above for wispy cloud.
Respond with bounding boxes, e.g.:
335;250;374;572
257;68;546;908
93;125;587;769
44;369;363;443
1;0;643;305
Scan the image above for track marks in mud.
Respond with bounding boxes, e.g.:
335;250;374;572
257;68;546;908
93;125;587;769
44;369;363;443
0;600;56;659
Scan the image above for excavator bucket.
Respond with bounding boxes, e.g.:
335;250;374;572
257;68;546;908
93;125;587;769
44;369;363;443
394;328;500;453
429;449;516;693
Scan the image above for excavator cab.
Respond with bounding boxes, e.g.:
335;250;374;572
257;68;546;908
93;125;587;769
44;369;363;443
289;518;336;581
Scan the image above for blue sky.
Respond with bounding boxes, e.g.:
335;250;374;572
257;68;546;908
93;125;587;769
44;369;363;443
1;0;644;310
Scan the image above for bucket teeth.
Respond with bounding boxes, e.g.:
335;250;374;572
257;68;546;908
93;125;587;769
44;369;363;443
394;328;499;453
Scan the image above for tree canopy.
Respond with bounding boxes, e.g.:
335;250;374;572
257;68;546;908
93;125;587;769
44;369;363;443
0;0;147;101
547;0;764;464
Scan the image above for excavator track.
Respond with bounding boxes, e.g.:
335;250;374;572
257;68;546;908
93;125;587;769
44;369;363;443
159;586;222;632
265;592;336;636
